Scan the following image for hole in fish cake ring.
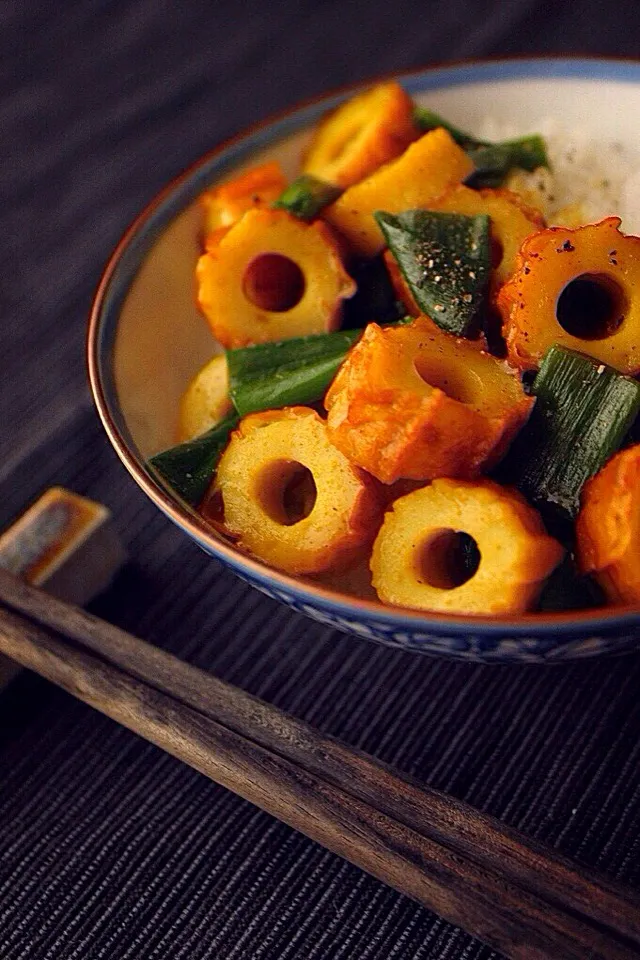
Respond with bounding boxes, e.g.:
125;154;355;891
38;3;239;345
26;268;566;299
196;207;356;348
370;478;564;615
498;217;640;374
215;407;381;575
324;318;533;484
242;253;305;312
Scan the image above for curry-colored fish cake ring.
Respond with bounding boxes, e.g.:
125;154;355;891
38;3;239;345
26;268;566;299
370;478;564;615
215;407;381;575
498;217;640;374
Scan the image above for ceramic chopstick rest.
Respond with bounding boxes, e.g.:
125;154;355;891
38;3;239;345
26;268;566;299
0;487;127;689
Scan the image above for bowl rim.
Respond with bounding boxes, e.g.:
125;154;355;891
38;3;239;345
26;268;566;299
88;54;640;639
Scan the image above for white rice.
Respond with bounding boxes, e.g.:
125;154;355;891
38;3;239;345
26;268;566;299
476;117;640;234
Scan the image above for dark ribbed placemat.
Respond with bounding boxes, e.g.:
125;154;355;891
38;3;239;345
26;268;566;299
3;2;640;957
2;406;640;959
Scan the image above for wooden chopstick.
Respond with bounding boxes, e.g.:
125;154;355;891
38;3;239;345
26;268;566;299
0;567;638;960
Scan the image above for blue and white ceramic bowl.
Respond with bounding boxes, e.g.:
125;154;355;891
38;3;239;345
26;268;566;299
88;58;640;662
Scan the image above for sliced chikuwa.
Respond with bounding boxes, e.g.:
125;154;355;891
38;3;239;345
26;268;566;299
324;318;533;484
375;209;491;337
196;207;356;348
302;81;417;188
499;218;640;374
215;407;381;574
370;478;564;615
499;345;640;517
576;444;640;604
178;354;233;442
322;128;474;257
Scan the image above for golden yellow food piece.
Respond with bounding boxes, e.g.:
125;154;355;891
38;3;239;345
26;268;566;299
576;444;640;604
324;319;533;484
370;478;564;615
196;207;356;348
301;81;417;188
428;185;545;288
322;128;474;258
498;217;640;374
215;407;381;574
178;353;232;442
200;161;287;238
550;204;587;228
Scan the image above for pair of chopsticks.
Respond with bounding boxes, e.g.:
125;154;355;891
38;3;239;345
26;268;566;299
0;564;638;960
